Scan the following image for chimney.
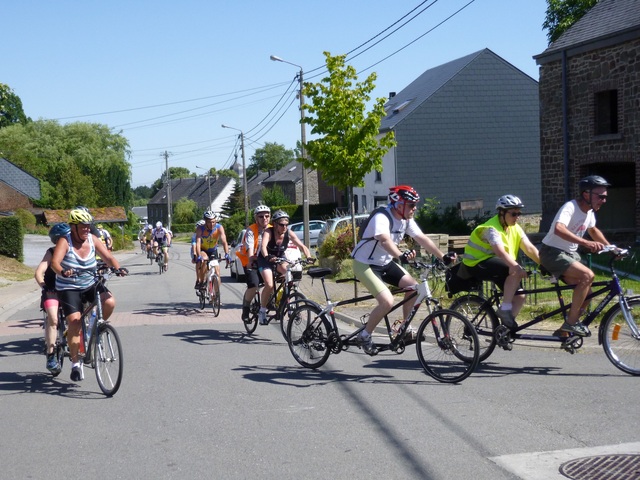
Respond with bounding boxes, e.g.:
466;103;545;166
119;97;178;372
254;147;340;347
389;92;396;99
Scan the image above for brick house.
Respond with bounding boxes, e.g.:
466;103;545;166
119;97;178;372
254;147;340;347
534;0;640;239
0;157;41;212
353;48;541;215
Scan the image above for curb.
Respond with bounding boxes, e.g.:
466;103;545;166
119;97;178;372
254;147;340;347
0;282;41;323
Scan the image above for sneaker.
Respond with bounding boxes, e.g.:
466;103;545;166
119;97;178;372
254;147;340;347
496;308;518;331
70;363;84;382
258;309;268;325
241;306;251;323
356;332;376;355
195;281;202;289
559;321;590;337
46;354;61;374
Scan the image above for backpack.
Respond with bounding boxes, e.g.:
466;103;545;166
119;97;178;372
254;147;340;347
353;206;399;260
356;206;394;242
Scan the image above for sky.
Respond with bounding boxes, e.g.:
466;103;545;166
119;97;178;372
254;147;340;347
3;0;550;189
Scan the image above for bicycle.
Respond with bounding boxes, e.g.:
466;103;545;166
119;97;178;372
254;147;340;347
156;248;167;274
146;244;154;265
76;265;128;396
197;257;221;316
449;246;640;375
244;257;314;339
286;261;480;383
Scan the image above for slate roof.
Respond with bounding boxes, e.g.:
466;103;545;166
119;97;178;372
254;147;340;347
44;207;127;225
380;49;527;131
261;161;302;185
148;175;235;209
535;0;640;63
0;157;41;200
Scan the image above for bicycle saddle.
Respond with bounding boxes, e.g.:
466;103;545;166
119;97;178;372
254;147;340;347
307;267;332;279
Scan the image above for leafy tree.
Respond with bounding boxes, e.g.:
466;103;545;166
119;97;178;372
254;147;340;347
247;142;294;178
543;0;598;44
0;84;30;128
173;197;198;224
133;185;153;200
0;119;131;208
261;184;289;208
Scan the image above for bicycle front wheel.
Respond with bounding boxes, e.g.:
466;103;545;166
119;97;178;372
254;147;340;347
450;294;498;363
211;280;221;317
198;289;206;309
601;297;640;375
158;254;164;274
244;294;260;334
416;309;479;383
287;304;332;369
280;291;307;341
94;323;123;396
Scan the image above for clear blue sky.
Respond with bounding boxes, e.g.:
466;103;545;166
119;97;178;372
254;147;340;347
3;0;549;189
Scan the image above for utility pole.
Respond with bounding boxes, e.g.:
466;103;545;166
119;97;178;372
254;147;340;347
163;150;172;229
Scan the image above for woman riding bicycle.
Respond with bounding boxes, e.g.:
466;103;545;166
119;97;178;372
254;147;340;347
50;208;127;382
195;211;229;290
257;210;312;325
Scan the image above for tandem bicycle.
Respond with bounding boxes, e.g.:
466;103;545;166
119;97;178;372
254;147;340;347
450;246;640;375
286;261;480;383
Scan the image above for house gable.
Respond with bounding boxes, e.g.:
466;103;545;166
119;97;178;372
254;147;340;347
0;158;41;210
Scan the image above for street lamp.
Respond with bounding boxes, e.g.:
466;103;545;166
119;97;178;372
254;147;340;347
270;54;310;249
195;165;212;209
221;124;249;228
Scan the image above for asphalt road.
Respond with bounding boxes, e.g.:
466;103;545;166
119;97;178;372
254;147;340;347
1;240;639;479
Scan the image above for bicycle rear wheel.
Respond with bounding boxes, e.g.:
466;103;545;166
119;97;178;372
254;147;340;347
416;309;479;383
601;298;640;375
210;279;221;317
287;304;332;369
450;294;498;363
279;291;307;341
158;253;164;274
148;250;153;265
51;315;66;377
244;294;259;334
94;323;123;396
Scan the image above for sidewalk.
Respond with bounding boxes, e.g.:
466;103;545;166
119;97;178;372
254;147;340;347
0;278;41;323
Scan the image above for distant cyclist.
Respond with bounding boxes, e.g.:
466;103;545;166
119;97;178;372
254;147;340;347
152;221;172;270
35;222;71;374
191;219;206;287
238;205;271;322
195;211;229;291
96;224;113;251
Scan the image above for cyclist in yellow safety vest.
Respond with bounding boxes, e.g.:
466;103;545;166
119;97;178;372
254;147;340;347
462;195;540;331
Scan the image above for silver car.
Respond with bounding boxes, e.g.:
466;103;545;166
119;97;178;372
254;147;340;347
316;214;370;249
288;220;326;247
229;229;246;282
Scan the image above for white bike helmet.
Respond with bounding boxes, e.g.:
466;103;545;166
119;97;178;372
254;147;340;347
254;204;271;215
156;221;162;228
495;195;524;210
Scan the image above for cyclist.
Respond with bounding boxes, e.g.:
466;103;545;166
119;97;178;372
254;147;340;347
144;224;153;256
191;219;206;287
152;221;172;270
462;195;541;330
351;185;454;354
257;210;313;325
35;222;71;374
195;211;229;291
50;208;127;381
238;204;271;323
539;175;612;336
96;224;113;251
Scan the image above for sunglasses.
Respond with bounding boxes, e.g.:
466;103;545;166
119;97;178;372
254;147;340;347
404;202;417;209
277;223;288;227
257;214;270;219
509;211;523;218
594;194;608;200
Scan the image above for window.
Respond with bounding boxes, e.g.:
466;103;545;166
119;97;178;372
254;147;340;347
595;90;618;135
362;195;366;212
375;170;382;182
354;195;359;213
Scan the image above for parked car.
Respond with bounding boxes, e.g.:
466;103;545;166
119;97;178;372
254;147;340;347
316;214;370;249
229;229;246;282
288;220;326;247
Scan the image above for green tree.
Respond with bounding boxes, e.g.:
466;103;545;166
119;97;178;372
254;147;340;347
0;84;30;128
261;185;289;207
0;119;131;208
543;0;598;44
247;142;294;178
302;51;395;235
173;197;198;224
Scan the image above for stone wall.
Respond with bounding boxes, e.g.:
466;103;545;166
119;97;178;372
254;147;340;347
539;38;640;234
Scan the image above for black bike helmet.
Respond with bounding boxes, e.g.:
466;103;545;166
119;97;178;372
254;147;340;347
579;175;611;192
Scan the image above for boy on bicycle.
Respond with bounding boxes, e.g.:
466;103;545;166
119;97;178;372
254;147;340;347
351;185;454;355
539;175;612;336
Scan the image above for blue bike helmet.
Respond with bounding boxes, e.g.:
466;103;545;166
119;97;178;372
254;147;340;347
49;222;71;243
